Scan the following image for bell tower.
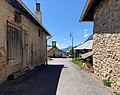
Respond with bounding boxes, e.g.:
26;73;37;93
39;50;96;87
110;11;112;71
52;40;56;47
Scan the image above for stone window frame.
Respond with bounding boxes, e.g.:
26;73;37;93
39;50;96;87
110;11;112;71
14;10;21;24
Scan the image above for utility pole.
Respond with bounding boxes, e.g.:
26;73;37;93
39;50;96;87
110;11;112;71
70;32;74;59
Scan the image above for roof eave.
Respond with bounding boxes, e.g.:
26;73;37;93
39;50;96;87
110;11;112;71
80;0;103;22
80;0;94;22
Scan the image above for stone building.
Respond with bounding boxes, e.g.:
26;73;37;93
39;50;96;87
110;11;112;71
47;41;63;58
0;0;51;83
80;0;120;92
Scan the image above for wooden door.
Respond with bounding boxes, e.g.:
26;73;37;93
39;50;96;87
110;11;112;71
23;30;29;68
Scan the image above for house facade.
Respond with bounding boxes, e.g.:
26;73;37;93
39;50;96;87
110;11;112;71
81;0;120;92
47;41;63;58
0;0;51;83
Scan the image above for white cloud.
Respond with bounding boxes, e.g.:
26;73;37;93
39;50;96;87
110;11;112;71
56;43;62;49
84;32;89;38
84;29;88;32
64;38;67;40
62;44;65;46
67;40;70;43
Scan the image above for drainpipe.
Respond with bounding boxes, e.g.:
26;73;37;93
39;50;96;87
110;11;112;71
46;36;52;65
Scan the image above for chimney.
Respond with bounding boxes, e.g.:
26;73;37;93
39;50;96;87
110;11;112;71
35;3;42;23
52;40;56;47
36;3;40;11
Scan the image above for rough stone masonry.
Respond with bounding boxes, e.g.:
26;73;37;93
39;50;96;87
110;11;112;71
93;0;120;92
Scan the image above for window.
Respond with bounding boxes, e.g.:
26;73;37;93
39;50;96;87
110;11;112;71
14;12;21;23
38;29;41;37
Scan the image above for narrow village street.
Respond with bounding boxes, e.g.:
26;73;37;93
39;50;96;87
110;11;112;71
0;58;113;95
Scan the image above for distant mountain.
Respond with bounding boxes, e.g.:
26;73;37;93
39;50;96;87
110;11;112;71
61;46;72;52
74;44;80;48
61;44;81;52
47;45;52;47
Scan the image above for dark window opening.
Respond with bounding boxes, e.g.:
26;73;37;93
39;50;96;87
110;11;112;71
53;54;55;58
38;29;41;37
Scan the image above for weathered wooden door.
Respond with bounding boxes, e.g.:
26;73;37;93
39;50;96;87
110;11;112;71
23;30;29;68
31;43;33;68
7;22;22;64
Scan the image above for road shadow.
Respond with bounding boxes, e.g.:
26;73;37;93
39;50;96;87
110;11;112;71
0;65;64;95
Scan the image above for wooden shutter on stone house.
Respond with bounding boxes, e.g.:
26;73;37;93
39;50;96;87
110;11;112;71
7;21;22;64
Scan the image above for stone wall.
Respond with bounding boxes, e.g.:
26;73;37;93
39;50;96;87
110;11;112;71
21;14;47;68
0;0;15;82
93;0;120;92
0;0;47;83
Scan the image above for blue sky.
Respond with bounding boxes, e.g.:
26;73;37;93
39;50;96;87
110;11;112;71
22;0;93;49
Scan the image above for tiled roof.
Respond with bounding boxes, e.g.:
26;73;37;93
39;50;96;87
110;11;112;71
47;46;52;51
75;40;93;50
81;51;93;59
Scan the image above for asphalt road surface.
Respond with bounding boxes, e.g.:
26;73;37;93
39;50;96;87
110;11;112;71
0;58;113;95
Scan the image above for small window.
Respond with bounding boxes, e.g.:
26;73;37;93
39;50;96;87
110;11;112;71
38;29;41;37
14;12;21;23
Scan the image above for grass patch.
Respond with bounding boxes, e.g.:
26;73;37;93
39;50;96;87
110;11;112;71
82;75;85;78
72;58;83;69
102;79;111;87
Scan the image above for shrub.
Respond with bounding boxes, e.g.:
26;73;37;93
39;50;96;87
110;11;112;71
102;79;111;87
113;92;120;95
